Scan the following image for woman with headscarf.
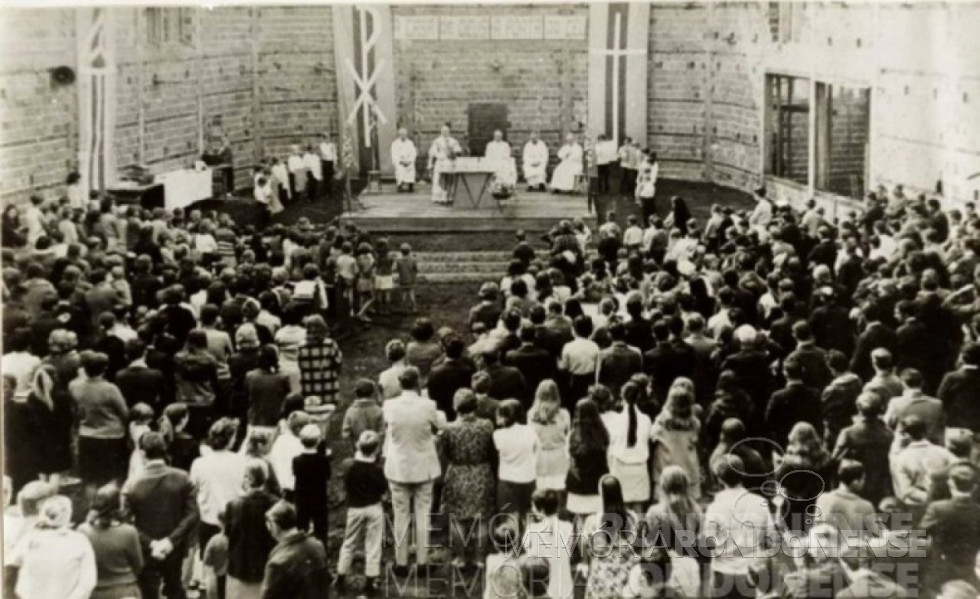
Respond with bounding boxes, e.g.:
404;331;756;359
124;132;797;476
565;395;610;518
577;475;640;599
441;388;496;569
10;495;97;599
79;484;144;599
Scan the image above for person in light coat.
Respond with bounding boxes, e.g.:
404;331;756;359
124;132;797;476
522;131;549;191
381;366;445;573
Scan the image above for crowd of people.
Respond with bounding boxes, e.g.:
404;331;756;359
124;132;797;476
3;174;980;599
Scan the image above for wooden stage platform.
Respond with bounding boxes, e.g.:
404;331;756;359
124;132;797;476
340;183;595;233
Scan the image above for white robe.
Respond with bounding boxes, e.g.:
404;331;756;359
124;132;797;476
428;135;462;204
391;138;418;185
550;143;583;192
522;141;549;187
485;140;516;186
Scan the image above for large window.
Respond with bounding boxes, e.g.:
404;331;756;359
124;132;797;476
146;7;195;46
765;74;810;186
815;83;870;197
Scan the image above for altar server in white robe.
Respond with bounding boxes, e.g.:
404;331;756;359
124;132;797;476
550;132;583;193
522;131;549;191
428;123;463;205
391;128;418;193
485;129;516;186
287;145;308;201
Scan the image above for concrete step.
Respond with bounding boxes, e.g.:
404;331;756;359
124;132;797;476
419;272;503;284
417;261;509;274
414;250;548;263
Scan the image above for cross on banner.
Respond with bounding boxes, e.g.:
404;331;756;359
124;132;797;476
589;10;645;146
345;5;388;149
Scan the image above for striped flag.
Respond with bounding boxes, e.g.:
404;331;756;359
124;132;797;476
77;8;116;193
587;3;650;146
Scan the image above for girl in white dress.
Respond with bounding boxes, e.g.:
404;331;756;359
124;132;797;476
527;380;571;493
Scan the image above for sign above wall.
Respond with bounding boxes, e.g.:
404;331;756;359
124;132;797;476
394;14;585;41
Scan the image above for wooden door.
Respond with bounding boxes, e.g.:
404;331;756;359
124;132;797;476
467;103;509;158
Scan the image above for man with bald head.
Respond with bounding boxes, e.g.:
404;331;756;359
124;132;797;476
391;127;417;193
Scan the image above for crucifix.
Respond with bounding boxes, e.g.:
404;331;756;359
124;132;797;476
589;10;645;146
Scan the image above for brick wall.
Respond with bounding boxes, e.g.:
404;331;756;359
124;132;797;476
392;4;588;164
0;9;78;204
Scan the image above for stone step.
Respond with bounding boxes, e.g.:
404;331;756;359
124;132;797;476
419;272;503;284
414;250;548;263
417;260;509;274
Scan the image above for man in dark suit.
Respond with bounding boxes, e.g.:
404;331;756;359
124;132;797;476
225;461;278;593
116;338;167;409
938;343;980;435
623;296;653;353
809;290;854;356
765;358;823;449
427;337;475;419
786;321;832;392
920;464;980;587
505;327;554;405
481;349;526;403
261;500;330;599
832;392;893;508
597;321;643;398
850;302;897;381
532;304;572;363
721;326;774;422
894;300;929;375
468;283;503;331
644;318;696;402
123;432;199;599
496;309;523;358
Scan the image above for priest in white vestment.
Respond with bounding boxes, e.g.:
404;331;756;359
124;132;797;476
522;131;549;191
550;133;583;193
428;124;463;205
485;129;516;186
391;128;418;192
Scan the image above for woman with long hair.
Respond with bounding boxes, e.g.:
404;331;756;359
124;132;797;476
566;397;610;518
79;485;144;599
645;466;706;596
606;381;654;510
493;399;539;524
528;380;571;496
578;475;640;599
650;385;702;501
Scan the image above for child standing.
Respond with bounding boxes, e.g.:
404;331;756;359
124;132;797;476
354;242;376;321
374;238;396;314
341;380;384;454
335;431;387;595
394;242;418;312
335;241;357;314
292;423;331;546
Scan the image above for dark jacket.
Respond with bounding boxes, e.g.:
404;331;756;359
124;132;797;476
260;531;329;599
505;344;555;404
597;343;643;398
821;373;862;446
123;461;199;553
787;343;833;392
116;363;167;409
850;323;897;381
427;359;475;420
765;382;823;448
721;349;774;420
225;489;278;583
484;363;526;403
809;305;854;356
938;367;980;432
833;417;893;506
895;319;929;374
643;338;696;400
920;496;980;567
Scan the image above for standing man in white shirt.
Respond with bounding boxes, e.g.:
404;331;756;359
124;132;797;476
382;367;445;576
522;131;549;192
595;134;618;195
287;145;308;203
318;132;337;199
391;128;418;193
303;145;322;203
703;455;775;599
748;186;774;232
